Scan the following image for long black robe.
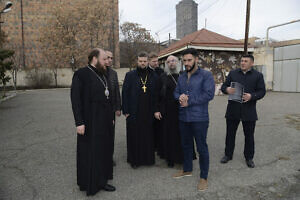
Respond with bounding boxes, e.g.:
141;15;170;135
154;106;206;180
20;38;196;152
149;67;165;152
122;67;158;166
156;73;183;164
71;66;114;196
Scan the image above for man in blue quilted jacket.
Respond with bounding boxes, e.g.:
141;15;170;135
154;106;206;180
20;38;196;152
173;48;215;191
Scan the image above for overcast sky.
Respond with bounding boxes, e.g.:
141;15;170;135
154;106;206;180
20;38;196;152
119;0;300;42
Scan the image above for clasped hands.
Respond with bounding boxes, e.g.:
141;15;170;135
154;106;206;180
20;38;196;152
179;94;189;107
154;93;188;120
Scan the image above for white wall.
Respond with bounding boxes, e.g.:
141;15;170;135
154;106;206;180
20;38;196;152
3;68;130;88
253;47;274;90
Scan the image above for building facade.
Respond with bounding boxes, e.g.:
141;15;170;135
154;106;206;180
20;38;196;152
1;0;120;69
159;29;254;94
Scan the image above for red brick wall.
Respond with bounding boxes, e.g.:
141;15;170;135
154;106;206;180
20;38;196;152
1;0;120;69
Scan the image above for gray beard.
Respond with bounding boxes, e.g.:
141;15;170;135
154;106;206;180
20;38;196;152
169;68;177;74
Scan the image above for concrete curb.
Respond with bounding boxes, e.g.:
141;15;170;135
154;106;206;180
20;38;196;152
23;88;70;92
0;92;17;103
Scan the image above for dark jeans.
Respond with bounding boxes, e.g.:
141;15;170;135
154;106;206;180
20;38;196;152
225;119;256;160
179;121;209;179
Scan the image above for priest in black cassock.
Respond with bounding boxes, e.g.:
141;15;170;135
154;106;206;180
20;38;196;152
154;55;183;167
71;48;116;196
122;51;158;169
148;52;164;155
105;50;121;167
148;52;164;76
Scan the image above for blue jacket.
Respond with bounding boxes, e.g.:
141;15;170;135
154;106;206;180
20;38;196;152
174;67;215;122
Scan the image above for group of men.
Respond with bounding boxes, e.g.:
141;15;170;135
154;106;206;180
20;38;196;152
70;47;266;196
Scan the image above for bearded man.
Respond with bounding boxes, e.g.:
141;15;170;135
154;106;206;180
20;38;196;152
71;48;116;196
173;48;215;191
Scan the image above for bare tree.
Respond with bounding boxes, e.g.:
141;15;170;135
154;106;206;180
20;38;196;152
79;0;111;49
40;3;85;87
39;0;114;86
120;22;158;69
10;46;21;90
0;28;14;96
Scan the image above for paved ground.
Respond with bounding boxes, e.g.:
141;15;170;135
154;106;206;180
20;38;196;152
0;89;299;200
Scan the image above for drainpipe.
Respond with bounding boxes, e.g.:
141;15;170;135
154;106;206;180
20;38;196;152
266;19;300;47
265;19;300;91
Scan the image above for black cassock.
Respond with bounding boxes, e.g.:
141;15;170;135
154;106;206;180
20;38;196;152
156;73;184;164
71;66;114;196
149;67;165;153
122;67;158;167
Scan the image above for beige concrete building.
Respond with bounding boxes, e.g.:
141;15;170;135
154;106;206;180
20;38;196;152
253;39;300;91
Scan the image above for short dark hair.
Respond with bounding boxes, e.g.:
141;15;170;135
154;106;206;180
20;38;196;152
182;48;198;57
242;54;254;62
148;52;158;59
88;48;100;64
138;51;148;58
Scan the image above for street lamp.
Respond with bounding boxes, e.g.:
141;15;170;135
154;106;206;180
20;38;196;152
0;1;13;33
1;1;13;14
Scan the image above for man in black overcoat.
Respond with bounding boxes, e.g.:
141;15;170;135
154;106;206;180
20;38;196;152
148;52;164;154
220;54;266;168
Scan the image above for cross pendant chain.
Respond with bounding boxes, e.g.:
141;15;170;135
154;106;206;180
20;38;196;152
142;85;147;93
140;75;148;93
88;66;110;99
170;74;177;85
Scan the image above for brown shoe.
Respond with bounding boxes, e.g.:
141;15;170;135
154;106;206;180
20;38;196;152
198;178;208;191
172;170;192;179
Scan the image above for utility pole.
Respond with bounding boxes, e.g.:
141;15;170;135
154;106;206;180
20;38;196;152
243;0;251;54
111;0;116;67
205;18;207;29
20;0;26;69
0;13;2;34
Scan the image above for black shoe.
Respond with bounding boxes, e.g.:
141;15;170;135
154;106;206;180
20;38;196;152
79;186;86;191
246;159;255;168
113;160;116;167
103;184;116;192
168;161;174;168
220;156;232;164
131;164;138;169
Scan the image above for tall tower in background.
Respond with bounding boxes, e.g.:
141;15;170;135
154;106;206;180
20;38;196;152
176;0;198;39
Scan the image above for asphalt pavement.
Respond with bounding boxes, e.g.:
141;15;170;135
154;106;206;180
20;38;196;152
0;89;299;200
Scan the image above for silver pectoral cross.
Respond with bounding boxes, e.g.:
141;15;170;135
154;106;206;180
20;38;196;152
105;87;110;99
